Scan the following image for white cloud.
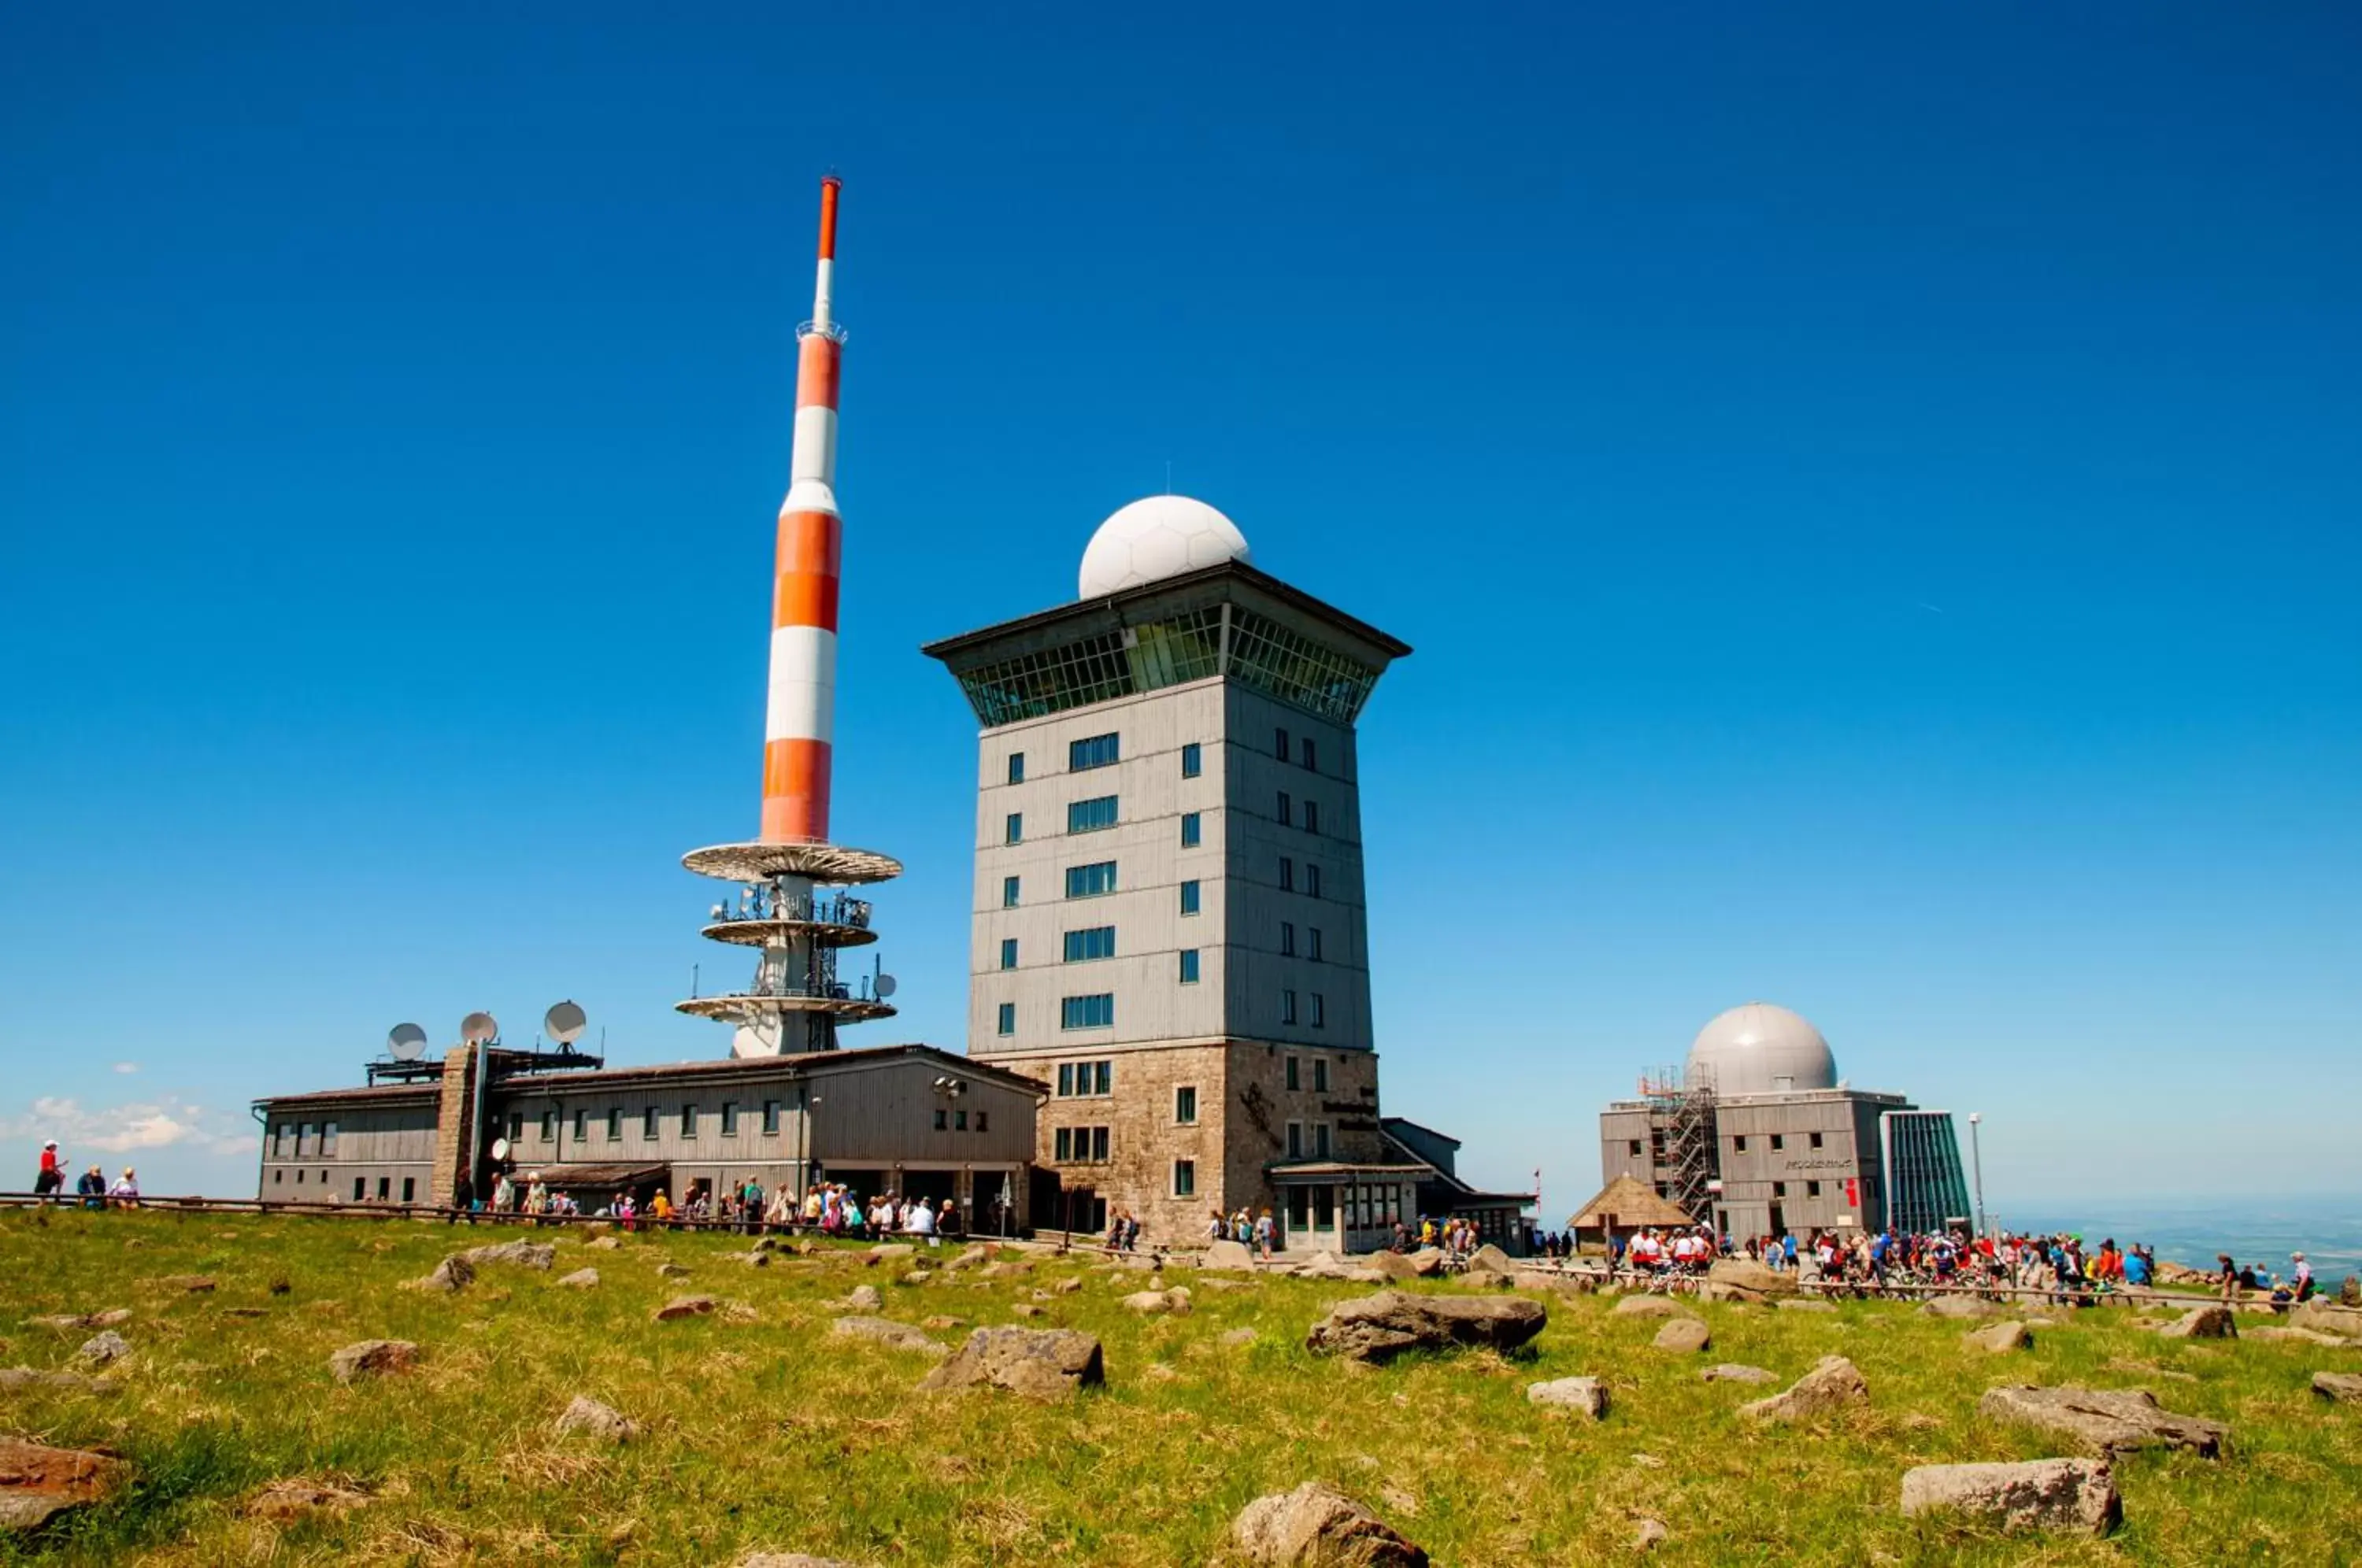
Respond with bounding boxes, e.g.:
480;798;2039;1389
112;1062;139;1074
4;1094;256;1160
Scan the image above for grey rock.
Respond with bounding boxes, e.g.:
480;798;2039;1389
0;1438;125;1535
1701;1363;1778;1384
1967;1320;2034;1353
1053;1276;1083;1295
1526;1376;1609;1418
1467;1244;1514;1276
0;1367;112;1396
1610;1295;1683;1319
27;1309;130;1331
328;1339;418;1385
1122;1289;1175;1314
829;1316;949;1358
2312;1370;2362;1404
557;1267;600;1289
917;1327;1105;1400
1231;1481;1428;1566
1009;1304;1046;1318
415;1254;476;1293
1977;1385;2229;1458
1738;1355;1868;1422
1776;1299;1838;1314
74;1332;129;1367
737;1251;772;1268
1651;1317;1711;1354
657;1263;691;1279
1367;1250;1423;1283
866;1243;916;1264
1220;1328;1261;1348
2290;1300;2362;1338
1202;1239;1256;1270
2159;1304;2237;1340
653;1296;716;1322
1705;1259;1796;1301
1306;1290;1547;1364
459;1241;556;1270
1900;1458;2120;1535
584;1234;622;1251
1923;1294;2001;1320
2243;1326;2348;1346
1634;1517;1670;1550
842;1285;883;1312
553;1394;639;1442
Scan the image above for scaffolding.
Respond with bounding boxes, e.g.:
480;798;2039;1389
1637;1064;1718;1222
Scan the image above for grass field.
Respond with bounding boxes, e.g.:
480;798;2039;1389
0;1206;2354;1565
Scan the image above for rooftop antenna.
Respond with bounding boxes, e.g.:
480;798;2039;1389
387;1023;429;1062
544;1000;588;1048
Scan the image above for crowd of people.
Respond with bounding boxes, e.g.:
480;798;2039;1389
446;1169;967;1241
30;1141;140;1209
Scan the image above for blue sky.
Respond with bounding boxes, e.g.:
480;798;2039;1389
3;6;2356;1220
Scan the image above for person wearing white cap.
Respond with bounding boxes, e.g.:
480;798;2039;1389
2292;1252;2314;1303
33;1140;64;1196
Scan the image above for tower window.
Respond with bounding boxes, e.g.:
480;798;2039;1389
762;1099;782;1134
997;1002;1016;1036
1181;742;1201;778
1282;989;1298;1025
1301;737;1317;771
1062;926;1116;962
1005;812;1023;845
1061;993;1115;1030
1308;926;1324;962
1306;864;1322;898
1310;993;1326;1029
1000;937;1019;971
1809;1131;1824;1149
1175;1085;1198;1124
680;1104;698;1137
1732;1134;1748;1153
605;1108;621;1141
1281;921;1296;956
1313;1057;1329;1092
1770;1134;1785;1151
1180;812;1201;849
1277;791;1292;827
1173;1159;1195;1197
1007;752;1025;785
1067;795;1119;834
1287;1056;1300;1090
1065;861;1117;898
1003;875;1020;908
1275;726;1290;760
1179;879;1201;915
1287;1122;1303;1158
643;1106;659;1138
720;1102;739;1137
1069;733;1120;771
1279;856;1294;892
1303;800;1320;835
1179;949;1200;983
1314;1122;1331;1158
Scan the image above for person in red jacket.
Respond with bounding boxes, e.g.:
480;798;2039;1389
33;1141;63;1196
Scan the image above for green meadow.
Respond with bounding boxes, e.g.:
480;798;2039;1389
0;1206;2353;1565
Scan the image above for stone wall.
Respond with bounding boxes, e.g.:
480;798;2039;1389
430;1047;476;1207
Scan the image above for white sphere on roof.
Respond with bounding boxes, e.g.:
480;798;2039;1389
1686;1002;1838;1097
1078;495;1250;600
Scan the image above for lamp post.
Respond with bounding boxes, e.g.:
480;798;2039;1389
1967;1112;1986;1240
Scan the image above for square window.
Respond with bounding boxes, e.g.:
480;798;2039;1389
643;1106;660;1138
1770;1133;1785;1151
1304;800;1320;835
1277;790;1292;827
1281;989;1298;1025
1774;1182;1788;1197
680;1104;698;1138
762;1099;782;1134
1069;733;1120;771
1313;1058;1329;1092
1287;1122;1303;1158
1306;863;1322;898
1311;993;1326;1028
720;1102;739;1136
1180;812;1201;849
1301;737;1317;771
1179;949;1200;983
1173;1159;1196;1197
1005;812;1023;845
1003;875;1020;908
1287;1056;1301;1090
1809;1131;1824;1149
997;1002;1016;1036
1008;752;1025;785
1281;920;1296;956
1179;879;1200;915
1309;926;1324;962
1733;1134;1748;1153
1175;1085;1198;1124
1181;741;1201;778
1628;1139;1642;1156
1279;856;1294;891
1001;937;1019;970
1806;1180;1822;1197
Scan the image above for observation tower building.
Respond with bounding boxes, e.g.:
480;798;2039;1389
678;175;901;1056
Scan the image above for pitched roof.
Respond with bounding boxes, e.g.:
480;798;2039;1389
1566;1174;1694;1230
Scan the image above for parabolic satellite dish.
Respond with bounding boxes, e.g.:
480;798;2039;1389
461;1011;498;1045
544;1000;587;1045
875;974;898;999
387;1023;429;1062
490;1137;510;1162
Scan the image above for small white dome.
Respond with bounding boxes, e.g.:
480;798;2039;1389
1686;1002;1838;1097
1078;495;1250;600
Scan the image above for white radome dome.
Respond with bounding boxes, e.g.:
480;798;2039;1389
1686;1002;1838;1097
1078;494;1250;600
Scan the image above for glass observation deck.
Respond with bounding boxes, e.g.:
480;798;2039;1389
700;887;878;948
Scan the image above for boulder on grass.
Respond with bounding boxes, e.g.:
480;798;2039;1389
459;1240;556;1270
2290;1300;2362;1339
1899;1458;2120;1536
866;1244;916;1265
2312;1371;2362;1404
557;1267;600;1289
328;1339;419;1385
241;1479;368;1522
413;1255;476;1293
1976;1385;2229;1458
1305;1291;1546;1364
1610;1295;1683;1319
0;1438;126;1535
1776;1299;1837;1314
1466;1244;1514;1278
830;1317;949;1358
653;1296;717;1322
75;1331;130;1367
1202;1239;1256;1271
1367;1250;1422;1284
1967;1321;2034;1353
1923;1295;2000;1320
1231;1481;1428;1566
2242;1326;2347;1347
0;1368;112;1396
1526;1376;1609;1418
1704;1259;1796;1300
1701;1363;1777;1384
1651;1318;1711;1354
2159;1305;2236;1340
841;1285;884;1312
917;1327;1105;1400
553;1395;639;1443
1738;1355;1868;1422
